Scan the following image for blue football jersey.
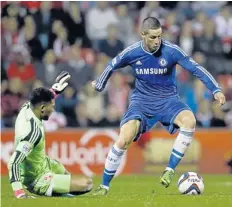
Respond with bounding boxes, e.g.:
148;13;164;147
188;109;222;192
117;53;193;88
95;39;221;101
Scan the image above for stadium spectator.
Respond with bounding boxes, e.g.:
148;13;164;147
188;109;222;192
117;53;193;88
1;78;26;127
99;24;124;58
33;2;54;34
101;104;121;127
2;17;20;54
175;2;195;22
193;19;223;56
7;47;36;86
47;20;64;49
63;2;91;47
86;2;118;50
210;103;227;127
31;79;44;90
55;85;78;127
191;1;227;17
33;1;60;51
93;60;106;80
57;44;93;91
74;101;91;127
1;2;29;26
139;1;167;28
116;4;134;46
192;11;208;37
34;49;60;87
193;19;224;74
19;15;44;60
178;21;194;55
214;6;232;38
164;11;180;44
196;99;212;127
106;72;130;117
53;27;70;58
80;82;105;126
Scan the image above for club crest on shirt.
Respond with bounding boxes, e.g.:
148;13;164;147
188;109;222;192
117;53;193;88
159;58;168;67
23;144;30;154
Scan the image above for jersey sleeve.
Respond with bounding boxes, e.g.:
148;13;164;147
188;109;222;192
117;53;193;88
95;48;132;92
172;45;221;94
8;118;42;192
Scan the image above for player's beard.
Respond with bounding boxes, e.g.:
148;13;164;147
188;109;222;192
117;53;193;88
147;41;159;53
42;115;49;120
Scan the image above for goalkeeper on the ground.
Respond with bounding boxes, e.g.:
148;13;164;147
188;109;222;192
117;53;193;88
8;71;93;199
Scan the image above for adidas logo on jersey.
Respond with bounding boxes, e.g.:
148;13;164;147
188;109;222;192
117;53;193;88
136;60;142;65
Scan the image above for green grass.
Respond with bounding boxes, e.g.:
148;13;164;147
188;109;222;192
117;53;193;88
1;175;232;207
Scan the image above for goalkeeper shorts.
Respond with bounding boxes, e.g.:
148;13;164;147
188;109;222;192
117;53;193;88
28;158;71;196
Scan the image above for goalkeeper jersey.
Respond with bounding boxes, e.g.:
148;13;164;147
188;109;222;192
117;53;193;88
8;102;49;189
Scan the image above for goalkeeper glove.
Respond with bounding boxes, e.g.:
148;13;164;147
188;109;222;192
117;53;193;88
51;71;71;96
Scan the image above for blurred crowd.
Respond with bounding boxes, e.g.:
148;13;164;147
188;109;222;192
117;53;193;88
1;1;232;131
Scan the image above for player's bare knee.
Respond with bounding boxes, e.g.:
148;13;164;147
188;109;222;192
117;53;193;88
116;136;132;150
180;115;196;129
175;111;196;130
117;120;140;149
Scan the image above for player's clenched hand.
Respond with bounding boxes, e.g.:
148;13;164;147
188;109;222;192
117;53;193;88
52;71;71;94
91;80;104;92
91;81;96;89
214;91;226;107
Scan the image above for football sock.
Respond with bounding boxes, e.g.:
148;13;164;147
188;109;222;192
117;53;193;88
102;144;126;188
167;128;195;171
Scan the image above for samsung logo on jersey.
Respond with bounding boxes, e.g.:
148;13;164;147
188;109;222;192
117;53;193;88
135;68;168;75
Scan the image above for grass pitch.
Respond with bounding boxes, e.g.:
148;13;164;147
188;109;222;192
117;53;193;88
1;174;232;207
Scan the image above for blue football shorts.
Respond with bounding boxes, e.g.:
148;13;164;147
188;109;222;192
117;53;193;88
120;96;192;141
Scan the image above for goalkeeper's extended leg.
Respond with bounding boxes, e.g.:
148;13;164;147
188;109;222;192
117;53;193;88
46;158;93;196
160;110;196;188
93;120;140;196
44;174;93;196
69;175;93;195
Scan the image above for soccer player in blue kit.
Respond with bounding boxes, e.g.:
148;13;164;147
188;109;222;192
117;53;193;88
91;17;226;195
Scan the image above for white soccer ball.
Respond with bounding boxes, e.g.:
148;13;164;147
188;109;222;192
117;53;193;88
178;172;204;195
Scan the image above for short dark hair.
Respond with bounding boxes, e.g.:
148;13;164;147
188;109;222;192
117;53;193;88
141;17;161;33
30;87;54;106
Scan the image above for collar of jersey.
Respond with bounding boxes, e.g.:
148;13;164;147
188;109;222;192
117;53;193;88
26;103;42;125
140;40;161;55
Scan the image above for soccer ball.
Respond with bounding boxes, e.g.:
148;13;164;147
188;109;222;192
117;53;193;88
178;172;204;195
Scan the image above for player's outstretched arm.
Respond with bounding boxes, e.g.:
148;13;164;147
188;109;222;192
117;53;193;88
92;49;131;92
172;44;226;106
